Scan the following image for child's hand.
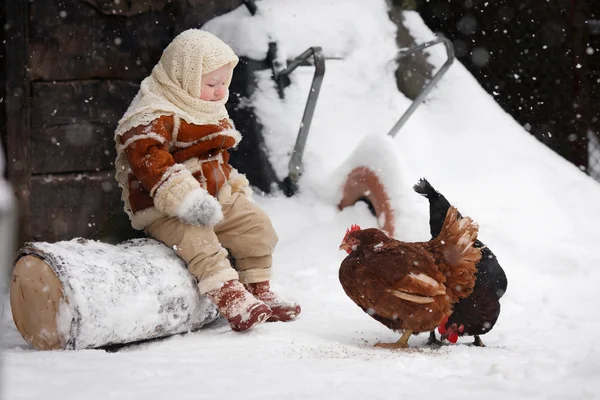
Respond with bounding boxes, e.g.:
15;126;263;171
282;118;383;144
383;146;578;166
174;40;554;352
176;188;224;226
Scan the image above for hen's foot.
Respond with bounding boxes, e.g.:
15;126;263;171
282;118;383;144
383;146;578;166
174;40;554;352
427;330;442;346
375;341;408;349
473;335;485;347
374;329;413;349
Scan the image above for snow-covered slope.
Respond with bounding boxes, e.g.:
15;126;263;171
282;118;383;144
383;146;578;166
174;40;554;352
3;2;600;399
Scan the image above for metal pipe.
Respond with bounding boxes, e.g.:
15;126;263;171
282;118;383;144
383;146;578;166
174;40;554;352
387;36;455;138
276;47;326;196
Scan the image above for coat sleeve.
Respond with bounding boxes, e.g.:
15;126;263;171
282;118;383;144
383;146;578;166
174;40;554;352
119;116;202;216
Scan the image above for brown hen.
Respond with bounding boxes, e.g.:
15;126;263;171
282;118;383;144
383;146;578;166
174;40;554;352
338;206;481;349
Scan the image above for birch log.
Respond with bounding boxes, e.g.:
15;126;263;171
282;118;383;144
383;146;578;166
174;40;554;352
10;238;219;350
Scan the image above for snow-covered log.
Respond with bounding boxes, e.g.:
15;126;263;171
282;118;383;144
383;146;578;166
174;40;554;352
10;238;219;351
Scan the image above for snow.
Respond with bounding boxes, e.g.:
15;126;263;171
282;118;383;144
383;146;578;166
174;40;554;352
3;1;600;399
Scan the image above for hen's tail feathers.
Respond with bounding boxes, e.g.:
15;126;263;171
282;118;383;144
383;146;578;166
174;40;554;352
433;206;481;302
413;178;455;238
413;178;438;199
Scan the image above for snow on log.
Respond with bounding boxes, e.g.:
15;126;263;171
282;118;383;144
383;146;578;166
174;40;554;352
10;238;219;351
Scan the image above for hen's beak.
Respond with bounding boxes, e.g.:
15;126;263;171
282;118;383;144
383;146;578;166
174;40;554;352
339;243;350;251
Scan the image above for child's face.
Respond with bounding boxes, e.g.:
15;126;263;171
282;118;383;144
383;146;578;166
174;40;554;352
200;64;233;102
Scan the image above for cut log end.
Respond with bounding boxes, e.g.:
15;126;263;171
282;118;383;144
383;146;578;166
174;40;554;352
10;255;66;350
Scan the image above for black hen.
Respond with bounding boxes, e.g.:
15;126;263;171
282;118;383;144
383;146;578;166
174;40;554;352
413;178;508;347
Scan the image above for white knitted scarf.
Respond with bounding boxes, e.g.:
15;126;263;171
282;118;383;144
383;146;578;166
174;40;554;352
114;29;239;221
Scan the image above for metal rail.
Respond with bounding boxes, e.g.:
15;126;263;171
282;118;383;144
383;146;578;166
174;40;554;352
387;36;455;138
275;47;326;196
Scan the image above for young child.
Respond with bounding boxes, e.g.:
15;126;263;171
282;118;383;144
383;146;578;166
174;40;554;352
113;29;300;332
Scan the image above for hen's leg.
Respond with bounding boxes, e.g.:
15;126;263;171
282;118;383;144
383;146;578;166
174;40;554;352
473;335;485;347
427;330;442;346
375;329;413;349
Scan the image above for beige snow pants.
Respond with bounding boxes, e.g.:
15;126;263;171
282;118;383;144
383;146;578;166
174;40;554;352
144;192;278;294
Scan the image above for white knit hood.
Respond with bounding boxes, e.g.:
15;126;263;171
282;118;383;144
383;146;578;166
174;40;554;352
114;29;239;139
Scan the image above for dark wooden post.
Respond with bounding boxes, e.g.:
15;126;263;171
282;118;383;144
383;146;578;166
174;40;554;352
4;0;31;244
568;0;592;172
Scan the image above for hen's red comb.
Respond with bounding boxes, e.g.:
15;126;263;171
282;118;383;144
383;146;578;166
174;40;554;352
344;224;361;237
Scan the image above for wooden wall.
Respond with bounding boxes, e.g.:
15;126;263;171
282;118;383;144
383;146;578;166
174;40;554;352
2;0;245;244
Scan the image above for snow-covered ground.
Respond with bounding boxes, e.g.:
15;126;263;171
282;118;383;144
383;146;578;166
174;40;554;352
3;1;600;399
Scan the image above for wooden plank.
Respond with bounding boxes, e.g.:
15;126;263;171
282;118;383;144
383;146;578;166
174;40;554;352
29;172;141;243
30;80;139;174
4;0;31;243
31;80;139;128
28;0;245;81
80;0;171;17
31;123;118;174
